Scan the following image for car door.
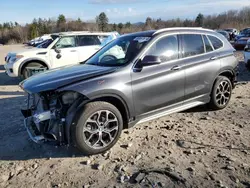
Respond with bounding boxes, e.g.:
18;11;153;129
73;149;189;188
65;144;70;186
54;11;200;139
75;35;102;62
179;34;221;102
131;34;185;117
49;36;79;68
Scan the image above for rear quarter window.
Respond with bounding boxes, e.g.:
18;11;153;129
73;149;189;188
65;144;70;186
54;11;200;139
203;35;213;52
208;35;223;50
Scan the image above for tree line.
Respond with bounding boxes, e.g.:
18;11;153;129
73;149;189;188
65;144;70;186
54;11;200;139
0;6;250;44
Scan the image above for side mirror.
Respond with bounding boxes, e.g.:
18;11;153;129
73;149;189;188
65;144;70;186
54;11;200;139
54;48;61;54
141;55;161;67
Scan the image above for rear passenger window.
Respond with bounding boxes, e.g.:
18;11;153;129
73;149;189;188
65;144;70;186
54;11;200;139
208;35;223;50
77;35;101;46
181;34;205;58
203;35;213;52
146;35;179;62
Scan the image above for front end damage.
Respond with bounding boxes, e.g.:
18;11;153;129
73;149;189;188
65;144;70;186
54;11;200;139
21;91;86;145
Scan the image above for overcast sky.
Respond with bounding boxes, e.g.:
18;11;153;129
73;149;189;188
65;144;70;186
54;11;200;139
0;0;249;24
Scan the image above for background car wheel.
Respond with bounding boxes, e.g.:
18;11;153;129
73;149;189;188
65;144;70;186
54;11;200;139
21;62;46;80
72;101;123;155
209;76;232;110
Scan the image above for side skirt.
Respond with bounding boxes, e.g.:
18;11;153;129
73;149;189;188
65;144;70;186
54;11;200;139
130;94;210;127
135;101;205;125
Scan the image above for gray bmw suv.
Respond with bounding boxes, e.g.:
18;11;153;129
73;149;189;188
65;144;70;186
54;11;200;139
20;28;238;155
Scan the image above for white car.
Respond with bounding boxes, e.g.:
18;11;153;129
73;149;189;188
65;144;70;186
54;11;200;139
28;35;52;46
4;31;119;79
244;39;250;68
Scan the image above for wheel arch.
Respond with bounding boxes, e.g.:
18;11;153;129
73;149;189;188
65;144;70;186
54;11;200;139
209;71;233;110
209;69;235;97
218;70;235;87
88;95;130;129
65;93;131;145
18;58;49;76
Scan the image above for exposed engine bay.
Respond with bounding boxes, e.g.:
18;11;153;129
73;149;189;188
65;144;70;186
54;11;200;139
21;91;84;145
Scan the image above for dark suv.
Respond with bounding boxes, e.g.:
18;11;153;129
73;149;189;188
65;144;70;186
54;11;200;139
20;28;238;155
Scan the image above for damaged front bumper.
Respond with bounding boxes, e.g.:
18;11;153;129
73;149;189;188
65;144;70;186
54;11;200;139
21;92;68;145
22;108;65;144
24;117;45;143
21;92;86;146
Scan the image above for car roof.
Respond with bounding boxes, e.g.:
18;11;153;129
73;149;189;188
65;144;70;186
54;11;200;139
52;31;117;37
121;30;156;38
154;27;215;35
121;27;218;38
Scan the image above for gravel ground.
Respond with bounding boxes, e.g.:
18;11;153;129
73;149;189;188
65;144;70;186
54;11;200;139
0;45;250;188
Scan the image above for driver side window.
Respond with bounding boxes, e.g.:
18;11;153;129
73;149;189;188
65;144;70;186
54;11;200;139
145;35;179;62
55;36;76;49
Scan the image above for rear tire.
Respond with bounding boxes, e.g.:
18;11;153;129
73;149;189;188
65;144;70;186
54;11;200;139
209;76;232;110
21;62;46;80
71;101;123;155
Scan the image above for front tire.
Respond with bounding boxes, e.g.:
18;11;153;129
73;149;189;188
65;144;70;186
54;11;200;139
209;76;232;110
21;62;46;80
72;101;123;155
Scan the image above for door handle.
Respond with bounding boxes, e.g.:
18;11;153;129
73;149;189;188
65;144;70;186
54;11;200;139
171;65;181;71
210;56;218;60
70;50;76;52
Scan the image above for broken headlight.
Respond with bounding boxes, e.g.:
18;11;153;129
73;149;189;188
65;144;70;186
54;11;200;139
61;92;80;105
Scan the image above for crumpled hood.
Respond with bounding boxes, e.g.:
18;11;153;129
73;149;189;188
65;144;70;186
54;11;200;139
20;64;117;94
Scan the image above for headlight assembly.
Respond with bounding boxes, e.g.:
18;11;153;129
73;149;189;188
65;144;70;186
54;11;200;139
12;55;24;63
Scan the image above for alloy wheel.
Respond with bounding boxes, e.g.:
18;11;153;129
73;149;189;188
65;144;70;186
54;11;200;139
215;80;231;107
83;110;119;149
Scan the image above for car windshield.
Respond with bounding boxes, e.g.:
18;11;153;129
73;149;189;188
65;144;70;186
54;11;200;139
37;39;53;48
225;29;233;32
85;35;151;67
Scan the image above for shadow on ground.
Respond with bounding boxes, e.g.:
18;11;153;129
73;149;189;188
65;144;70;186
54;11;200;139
0;71;21;86
0;96;82;160
0;65;4;70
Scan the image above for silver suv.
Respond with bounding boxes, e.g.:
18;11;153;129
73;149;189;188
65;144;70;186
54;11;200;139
20;28;238;155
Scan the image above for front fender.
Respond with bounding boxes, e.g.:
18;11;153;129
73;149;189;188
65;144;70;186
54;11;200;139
63;92;131;144
57;70;135;120
64;96;89;144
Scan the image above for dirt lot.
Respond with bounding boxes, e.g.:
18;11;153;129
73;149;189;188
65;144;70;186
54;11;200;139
0;45;250;188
